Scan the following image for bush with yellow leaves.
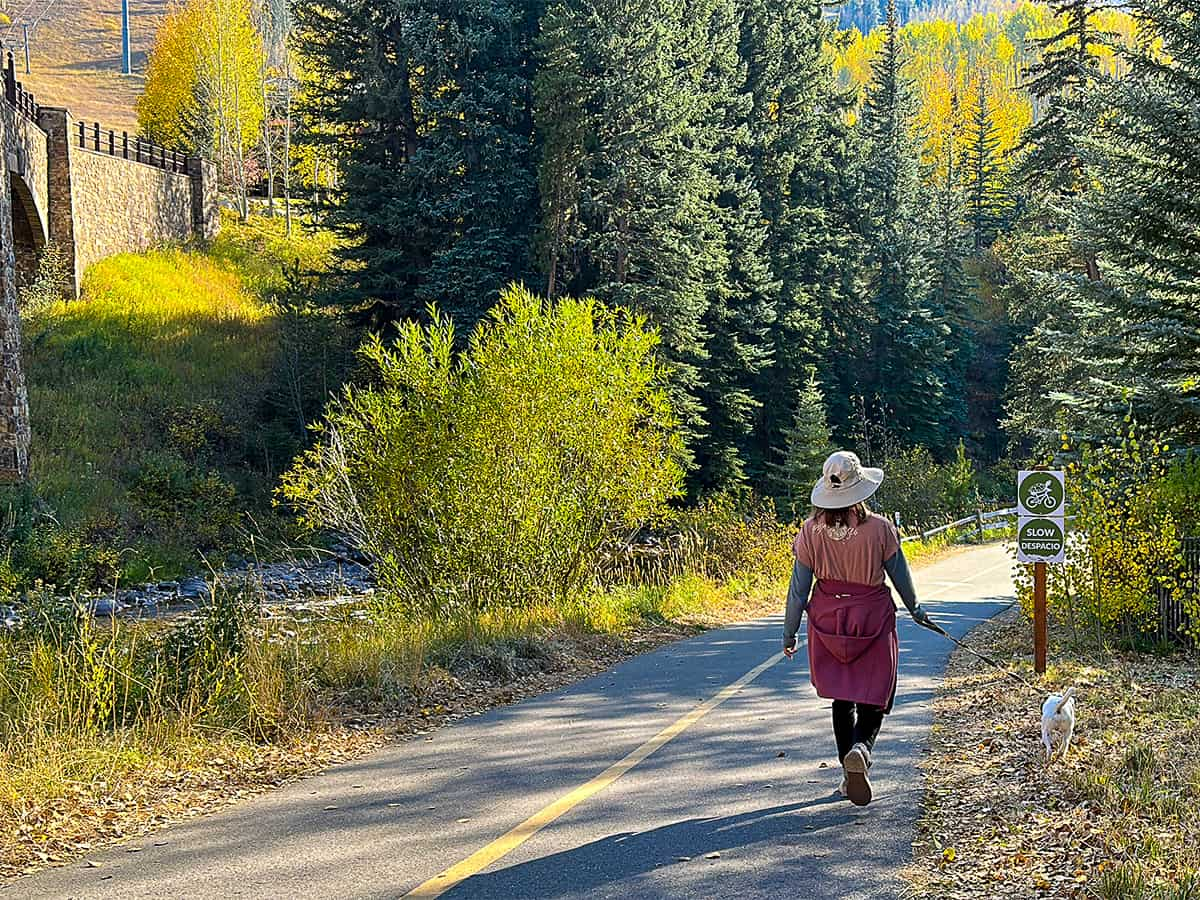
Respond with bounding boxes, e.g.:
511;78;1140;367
1015;423;1195;651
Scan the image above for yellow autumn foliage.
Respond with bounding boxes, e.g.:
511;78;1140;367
137;0;264;156
835;2;1139;181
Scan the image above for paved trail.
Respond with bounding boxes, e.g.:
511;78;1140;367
12;544;1014;900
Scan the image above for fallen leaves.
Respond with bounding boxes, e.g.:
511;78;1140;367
903;607;1200;899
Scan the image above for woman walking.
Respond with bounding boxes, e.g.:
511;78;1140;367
782;450;934;807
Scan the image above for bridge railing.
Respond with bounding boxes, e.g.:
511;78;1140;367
75;121;189;174
3;51;39;122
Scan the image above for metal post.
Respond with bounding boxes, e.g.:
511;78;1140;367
108;130;115;155
1034;561;1047;675
21;24;30;75
121;0;132;75
975;509;985;543
78;121;85;148
122;131;128;159
4;51;15;104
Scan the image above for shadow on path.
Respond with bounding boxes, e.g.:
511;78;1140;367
446;796;882;899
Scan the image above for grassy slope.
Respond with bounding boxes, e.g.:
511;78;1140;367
7;0;169;130
19;213;341;582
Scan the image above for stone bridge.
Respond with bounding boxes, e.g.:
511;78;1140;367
0;54;218;481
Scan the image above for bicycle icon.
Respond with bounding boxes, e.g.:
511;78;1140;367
1026;480;1057;510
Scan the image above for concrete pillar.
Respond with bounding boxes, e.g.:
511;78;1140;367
36;106;80;298
0;103;31;480
187;156;218;241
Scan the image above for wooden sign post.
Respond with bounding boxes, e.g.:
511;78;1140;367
1017;469;1066;676
1033;560;1047;674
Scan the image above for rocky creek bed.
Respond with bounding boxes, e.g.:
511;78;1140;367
1;550;377;629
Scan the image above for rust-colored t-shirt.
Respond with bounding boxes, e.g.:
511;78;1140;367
792;511;900;587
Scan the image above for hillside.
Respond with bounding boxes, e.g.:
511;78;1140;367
1;0;169;131
838;0;1021;30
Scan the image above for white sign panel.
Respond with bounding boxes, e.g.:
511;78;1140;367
1017;516;1066;563
1017;469;1065;518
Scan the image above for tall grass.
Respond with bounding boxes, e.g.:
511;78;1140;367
11;213;346;585
1;557;787;871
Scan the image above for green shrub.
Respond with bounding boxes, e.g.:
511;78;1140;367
282;285;685;619
18;243;72;315
871;441;982;530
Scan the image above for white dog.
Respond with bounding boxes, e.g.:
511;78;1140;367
1041;688;1076;760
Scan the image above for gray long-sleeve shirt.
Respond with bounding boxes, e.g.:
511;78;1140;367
782;546;921;649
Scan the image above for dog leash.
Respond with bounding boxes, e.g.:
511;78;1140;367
917;617;1044;696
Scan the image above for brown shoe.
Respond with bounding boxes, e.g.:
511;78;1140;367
842;743;872;806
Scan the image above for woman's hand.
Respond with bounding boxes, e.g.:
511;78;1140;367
783;636;798;658
911;605;937;630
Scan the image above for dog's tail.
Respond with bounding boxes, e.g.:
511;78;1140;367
1054;687;1075;714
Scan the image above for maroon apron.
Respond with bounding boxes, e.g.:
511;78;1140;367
806;578;898;710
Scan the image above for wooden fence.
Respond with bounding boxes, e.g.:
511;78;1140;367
75;121;189;174
899;505;1017;545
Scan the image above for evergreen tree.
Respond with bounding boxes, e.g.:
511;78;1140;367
962;77;1008;250
1019;0;1200;443
536;0;720;468
689;0;777;491
738;0;861;474
930;88;973;443
1018;0;1104;195
297;0;540;327
857;0;951;450
766;368;833;521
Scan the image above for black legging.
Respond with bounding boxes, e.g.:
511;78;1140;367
831;700;885;763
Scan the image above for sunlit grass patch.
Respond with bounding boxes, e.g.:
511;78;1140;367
14;213;344;584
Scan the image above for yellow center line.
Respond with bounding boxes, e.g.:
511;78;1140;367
403;651;785;898
406;552;1011;897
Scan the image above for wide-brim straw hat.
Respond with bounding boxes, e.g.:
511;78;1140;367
810;450;884;509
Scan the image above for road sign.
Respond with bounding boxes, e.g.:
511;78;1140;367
1017;516;1066;563
1017;469;1066;676
1018;469;1065;517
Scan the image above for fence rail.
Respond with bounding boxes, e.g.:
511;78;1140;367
2;51;38;122
899;505;1016;544
75;120;189;174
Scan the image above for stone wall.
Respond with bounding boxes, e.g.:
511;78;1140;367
69;147;193;281
0;100;32;480
38;107;216;297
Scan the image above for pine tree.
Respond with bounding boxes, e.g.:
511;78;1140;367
738;0;861;475
689;0;778;491
1018;0;1104;195
1029;0;1200;442
536;0;719;466
857;0;951;450
767;368;833;521
962;77;1008;250
930;88;973;443
296;0;540;327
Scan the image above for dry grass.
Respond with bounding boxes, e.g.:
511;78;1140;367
8;0;171;130
905;607;1200;899
0;568;786;879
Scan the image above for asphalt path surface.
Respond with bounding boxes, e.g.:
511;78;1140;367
12;543;1015;900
